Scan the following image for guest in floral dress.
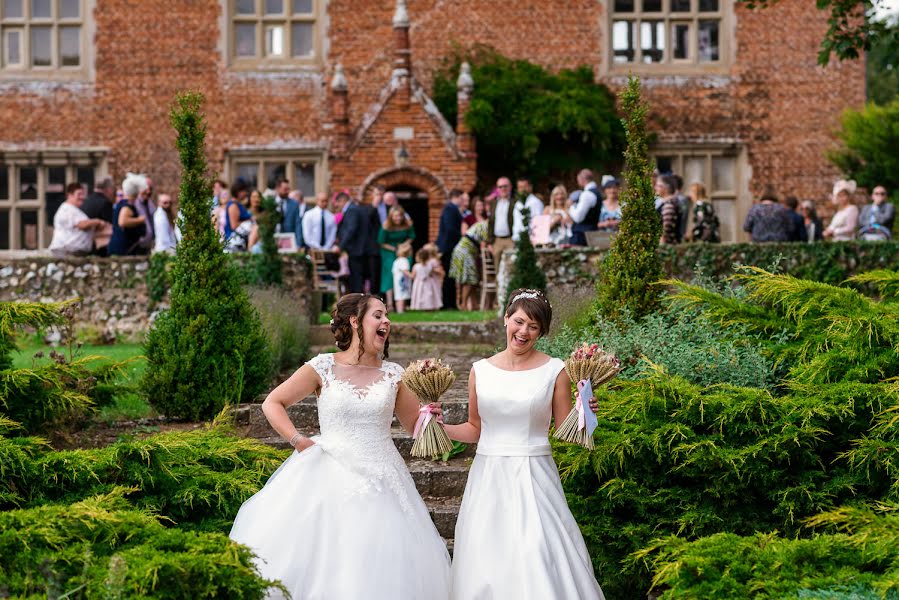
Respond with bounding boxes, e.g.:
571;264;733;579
411;244;444;311
449;220;490;311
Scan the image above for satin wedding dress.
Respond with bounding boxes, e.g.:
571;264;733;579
230;353;451;600
451;357;605;600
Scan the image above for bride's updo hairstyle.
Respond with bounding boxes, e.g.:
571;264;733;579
330;293;390;359
504;288;552;337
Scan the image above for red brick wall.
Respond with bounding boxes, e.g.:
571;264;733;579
0;0;866;230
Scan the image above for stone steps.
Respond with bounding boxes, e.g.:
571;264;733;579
309;322;502;346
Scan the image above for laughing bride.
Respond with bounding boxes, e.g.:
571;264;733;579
229;293;449;599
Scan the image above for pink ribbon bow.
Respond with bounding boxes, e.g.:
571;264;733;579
575;379;599;436
413;405;432;439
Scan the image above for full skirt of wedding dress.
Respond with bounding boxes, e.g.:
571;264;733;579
230;445;451;600
451;454;605;600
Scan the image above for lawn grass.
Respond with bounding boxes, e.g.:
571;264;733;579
12;340;153;422
317;310;494;325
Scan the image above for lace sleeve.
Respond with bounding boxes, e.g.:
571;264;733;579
382;361;405;387
306;353;334;385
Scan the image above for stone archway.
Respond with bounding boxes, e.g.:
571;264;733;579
360;167;448;242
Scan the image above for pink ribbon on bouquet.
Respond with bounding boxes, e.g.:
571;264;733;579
413;405;433;439
576;379;599;436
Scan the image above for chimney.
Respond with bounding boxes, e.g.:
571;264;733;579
330;64;349;154
393;0;411;108
456;62;475;156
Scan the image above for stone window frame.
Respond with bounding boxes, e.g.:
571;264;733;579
225;0;323;71
0;149;108;250
0;0;90;79
650;143;749;243
224;149;328;199
605;0;733;75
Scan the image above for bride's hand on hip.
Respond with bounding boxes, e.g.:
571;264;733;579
293;436;316;452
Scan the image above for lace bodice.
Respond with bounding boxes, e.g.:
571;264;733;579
306;353;415;513
472;357;565;457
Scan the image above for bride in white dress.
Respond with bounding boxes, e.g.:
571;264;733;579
230;293;450;599
444;288;605;600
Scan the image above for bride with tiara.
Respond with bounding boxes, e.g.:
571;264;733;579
444;288;606;600
229;293;450;599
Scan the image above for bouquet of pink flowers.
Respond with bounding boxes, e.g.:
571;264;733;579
402;358;456;459
553;343;621;449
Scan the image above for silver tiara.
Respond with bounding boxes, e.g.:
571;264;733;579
510;290;546;304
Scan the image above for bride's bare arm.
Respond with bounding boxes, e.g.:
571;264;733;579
395;381;426;434
551;369;575;427
443;367;481;443
261;363;320;451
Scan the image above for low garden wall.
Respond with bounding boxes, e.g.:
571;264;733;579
499;241;899;307
0;254;312;340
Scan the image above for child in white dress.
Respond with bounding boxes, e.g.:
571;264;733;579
391;241;413;313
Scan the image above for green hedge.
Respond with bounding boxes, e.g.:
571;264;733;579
0;489;276;599
658;241;899;284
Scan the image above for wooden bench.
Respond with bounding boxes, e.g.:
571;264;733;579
480;246;498;312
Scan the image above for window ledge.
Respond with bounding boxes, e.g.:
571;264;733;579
0;76;91;94
604;72;734;88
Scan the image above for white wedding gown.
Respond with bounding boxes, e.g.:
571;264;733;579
451;357;605;600
230;353;451;600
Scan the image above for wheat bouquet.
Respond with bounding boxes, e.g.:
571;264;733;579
402;358;456;459
553;343;622;449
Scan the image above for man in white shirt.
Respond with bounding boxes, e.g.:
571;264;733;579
487;176;516;265
303;191;337;250
568;169;601;246
513;177;545;242
50;183;107;257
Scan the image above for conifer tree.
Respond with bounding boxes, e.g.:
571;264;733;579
596;77;662;321
141;93;271;420
505;196;547;298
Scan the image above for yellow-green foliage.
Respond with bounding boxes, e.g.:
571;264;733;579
0;489;278;599
557;269;899;598
0;418;286;530
642;504;899;599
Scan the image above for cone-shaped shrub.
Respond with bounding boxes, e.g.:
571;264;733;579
141;93;271;420
596;76;662;321
505;199;547;298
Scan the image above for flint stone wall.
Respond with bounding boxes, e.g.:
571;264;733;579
0;255;312;339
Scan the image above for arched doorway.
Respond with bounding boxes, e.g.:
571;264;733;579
390;185;429;250
360;166;448;245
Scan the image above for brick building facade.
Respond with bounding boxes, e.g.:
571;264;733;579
0;0;864;249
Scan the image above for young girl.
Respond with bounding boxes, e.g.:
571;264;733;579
391;241;414;313
410;243;444;311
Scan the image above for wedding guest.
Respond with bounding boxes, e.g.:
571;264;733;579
487;177;515;263
49;182;107;257
132;175;156;255
568;169;601;246
213;189;230;237
274;178;304;248
598;177;623;233
743;190;791;243
372;184;388;224
673;174;691;241
81;176;115;255
799;200;824;242
108;173;148;256
378;207;416;311
410;244;444;311
229;294;450;600
783;196;808;242
336;194;377;294
248;190;264;221
461;192;477;236
548;185;572;245
858;185;894;241
224;184;253;245
472;195;489;223
153;193;179;254
450;219;490;312
657;175;683;245
444;289;605;599
392;241;414;314
823;180;859;241
513;177;545;242
436;189;467;309
302;191;337;251
689;182;720;243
